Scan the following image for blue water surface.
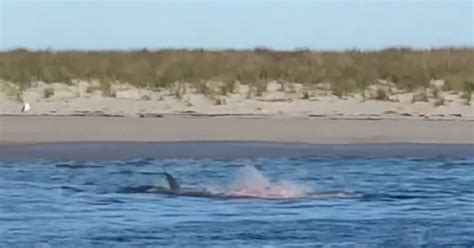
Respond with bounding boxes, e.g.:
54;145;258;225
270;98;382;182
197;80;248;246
1;150;473;247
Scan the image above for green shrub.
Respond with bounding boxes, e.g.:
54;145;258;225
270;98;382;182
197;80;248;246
0;48;472;95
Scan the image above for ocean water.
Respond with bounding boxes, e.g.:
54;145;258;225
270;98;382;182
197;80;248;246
1;144;473;247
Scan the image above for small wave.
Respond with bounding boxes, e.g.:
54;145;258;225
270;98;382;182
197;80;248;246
60;185;85;193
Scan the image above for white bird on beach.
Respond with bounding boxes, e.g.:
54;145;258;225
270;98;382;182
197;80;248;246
21;103;31;112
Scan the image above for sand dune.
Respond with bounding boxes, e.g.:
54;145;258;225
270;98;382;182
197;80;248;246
1;81;473;120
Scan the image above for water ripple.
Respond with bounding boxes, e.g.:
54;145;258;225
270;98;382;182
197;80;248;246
1;156;473;247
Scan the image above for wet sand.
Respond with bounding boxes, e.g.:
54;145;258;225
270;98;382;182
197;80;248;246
1;141;473;160
1;116;473;146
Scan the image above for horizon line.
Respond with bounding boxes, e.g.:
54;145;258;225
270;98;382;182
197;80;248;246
2;45;473;53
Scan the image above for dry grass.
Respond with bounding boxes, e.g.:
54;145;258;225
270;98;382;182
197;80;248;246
43;88;55;98
461;80;474;104
0;48;473;96
412;91;429;103
372;89;390;101
433;96;446;106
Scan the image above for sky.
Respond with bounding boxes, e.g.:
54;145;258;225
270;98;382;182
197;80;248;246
1;0;473;51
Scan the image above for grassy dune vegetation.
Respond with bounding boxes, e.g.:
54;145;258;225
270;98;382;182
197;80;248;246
1;48;473;97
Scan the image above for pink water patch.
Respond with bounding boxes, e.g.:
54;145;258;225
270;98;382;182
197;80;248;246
225;165;311;199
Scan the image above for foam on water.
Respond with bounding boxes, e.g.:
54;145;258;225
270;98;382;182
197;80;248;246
227;165;312;198
147;165;313;199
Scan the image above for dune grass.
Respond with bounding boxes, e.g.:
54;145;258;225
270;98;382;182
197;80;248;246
0;48;473;96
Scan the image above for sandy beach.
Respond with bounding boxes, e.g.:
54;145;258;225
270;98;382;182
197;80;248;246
1;81;473;146
1;116;472;146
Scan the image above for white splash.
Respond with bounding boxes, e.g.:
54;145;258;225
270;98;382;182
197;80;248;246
226;165;311;199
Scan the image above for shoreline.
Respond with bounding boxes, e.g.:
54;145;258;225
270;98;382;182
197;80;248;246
1;116;473;146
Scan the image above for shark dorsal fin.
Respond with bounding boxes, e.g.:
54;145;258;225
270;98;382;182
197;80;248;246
163;172;180;191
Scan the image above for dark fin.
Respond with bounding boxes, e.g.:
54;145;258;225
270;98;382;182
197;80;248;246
163;172;180;191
